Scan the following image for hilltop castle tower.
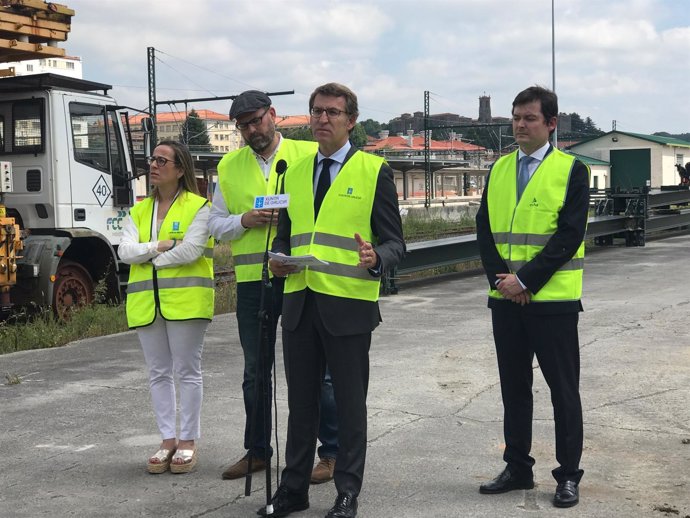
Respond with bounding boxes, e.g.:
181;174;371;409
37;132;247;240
478;94;492;123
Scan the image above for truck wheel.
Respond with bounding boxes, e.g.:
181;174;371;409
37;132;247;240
53;260;94;319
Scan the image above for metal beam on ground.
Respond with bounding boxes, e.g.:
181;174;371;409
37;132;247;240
645;188;690;208
586;215;631;238
646;210;690;232
399;234;480;274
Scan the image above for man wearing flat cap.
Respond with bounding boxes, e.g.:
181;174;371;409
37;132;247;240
209;90;338;483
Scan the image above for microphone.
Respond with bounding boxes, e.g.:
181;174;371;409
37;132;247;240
249;158;288;501
274;159;288;196
275;159;287;176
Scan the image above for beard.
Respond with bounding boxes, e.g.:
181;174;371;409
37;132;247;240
247;129;274;154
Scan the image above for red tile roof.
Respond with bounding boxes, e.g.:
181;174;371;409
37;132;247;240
364;135;485;152
128;109;229;124
276;115;310;128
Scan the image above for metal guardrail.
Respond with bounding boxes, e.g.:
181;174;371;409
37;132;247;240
384;187;690;293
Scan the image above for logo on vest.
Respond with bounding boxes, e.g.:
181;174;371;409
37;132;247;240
338;186;362;200
529;197;539;207
172;221;180;231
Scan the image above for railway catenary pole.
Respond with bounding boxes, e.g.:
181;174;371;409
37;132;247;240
147;47;157;146
424;90;431;208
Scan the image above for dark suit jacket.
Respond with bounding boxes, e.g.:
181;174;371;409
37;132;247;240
476;146;590;314
272;145;405;336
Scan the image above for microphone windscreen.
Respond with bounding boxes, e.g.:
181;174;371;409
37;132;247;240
275;159;288;175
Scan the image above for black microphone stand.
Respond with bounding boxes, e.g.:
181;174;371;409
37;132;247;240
244;160;288;516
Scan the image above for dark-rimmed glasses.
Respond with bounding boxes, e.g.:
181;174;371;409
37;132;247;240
236;107;270;130
146;155;176;167
310;107;348;119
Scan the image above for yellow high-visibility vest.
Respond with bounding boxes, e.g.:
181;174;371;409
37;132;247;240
126;190;214;327
217;139;317;282
487;149;588;302
284;151;383;302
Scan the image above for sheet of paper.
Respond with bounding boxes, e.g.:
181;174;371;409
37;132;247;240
268;252;329;267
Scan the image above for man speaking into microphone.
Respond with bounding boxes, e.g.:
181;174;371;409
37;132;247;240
209;90;331;480
266;83;405;518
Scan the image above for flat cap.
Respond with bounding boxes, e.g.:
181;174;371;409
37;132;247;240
229;90;271;119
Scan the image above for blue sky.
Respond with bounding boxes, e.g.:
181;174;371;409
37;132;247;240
67;0;689;135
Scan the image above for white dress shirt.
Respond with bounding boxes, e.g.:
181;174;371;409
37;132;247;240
313;140;351;193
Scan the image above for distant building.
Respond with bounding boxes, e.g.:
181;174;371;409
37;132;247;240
0;56;82;78
567;131;690;189
129;109;242;153
364;130;487;160
478;95;492;123
388;95;512;138
275;115;310;129
389;112;472;135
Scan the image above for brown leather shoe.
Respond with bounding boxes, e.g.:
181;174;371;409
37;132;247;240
221;453;266;480
310;456;336;484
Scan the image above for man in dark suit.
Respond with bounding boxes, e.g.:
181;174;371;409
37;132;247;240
476;85;590;508
262;82;405;518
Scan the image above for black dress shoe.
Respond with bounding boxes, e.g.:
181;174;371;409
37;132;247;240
479;468;535;494
257;486;309;517
325;492;358;518
553;480;579;508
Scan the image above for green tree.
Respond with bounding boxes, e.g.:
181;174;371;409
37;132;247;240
560;112;603;138
431;128;451;140
568;112;586;134
360;118;382;137
179;109;212;152
583;117;604;136
277;127;314;141
463;127;495;151
350;123;368;148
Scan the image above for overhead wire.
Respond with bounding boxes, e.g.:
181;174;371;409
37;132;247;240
155;48;261;93
154;55;218;98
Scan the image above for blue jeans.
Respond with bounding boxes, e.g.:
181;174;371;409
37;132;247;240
236;279;282;459
236;279;338;459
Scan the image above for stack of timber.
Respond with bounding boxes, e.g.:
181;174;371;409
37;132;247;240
0;0;73;64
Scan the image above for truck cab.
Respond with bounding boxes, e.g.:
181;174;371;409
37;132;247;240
0;73;138;317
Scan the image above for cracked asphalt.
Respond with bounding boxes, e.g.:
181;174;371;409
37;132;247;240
1;235;689;518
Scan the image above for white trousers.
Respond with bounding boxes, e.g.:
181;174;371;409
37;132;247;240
137;317;209;441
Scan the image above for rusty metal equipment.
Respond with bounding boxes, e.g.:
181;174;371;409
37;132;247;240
1;161;22;312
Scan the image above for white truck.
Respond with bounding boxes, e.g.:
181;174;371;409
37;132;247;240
0;73;144;319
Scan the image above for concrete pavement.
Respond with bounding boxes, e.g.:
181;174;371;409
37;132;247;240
1;235;689;517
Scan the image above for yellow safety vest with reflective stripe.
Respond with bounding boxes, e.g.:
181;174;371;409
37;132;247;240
217;139;318;282
284;150;383;302
487;149;587;302
126;190;214;327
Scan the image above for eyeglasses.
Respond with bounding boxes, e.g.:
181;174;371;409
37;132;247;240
146;155;176;167
236;107;270;130
310;107;348;119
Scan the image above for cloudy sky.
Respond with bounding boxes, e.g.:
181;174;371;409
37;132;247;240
66;0;689;135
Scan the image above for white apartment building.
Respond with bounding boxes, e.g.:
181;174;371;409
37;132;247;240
130;110;242;153
0;55;82;78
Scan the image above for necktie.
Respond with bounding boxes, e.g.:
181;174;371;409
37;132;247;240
314;158;332;218
518;156;534;200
